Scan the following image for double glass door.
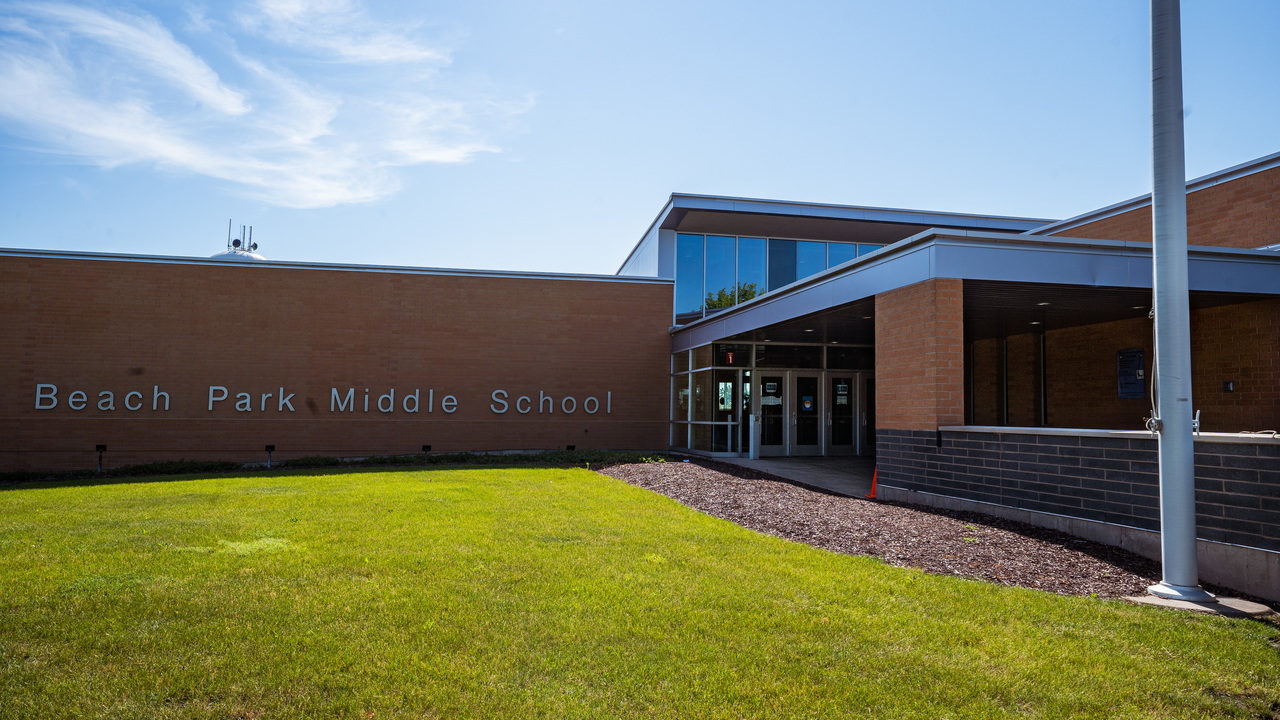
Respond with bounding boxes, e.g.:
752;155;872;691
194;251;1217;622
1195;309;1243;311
755;371;872;457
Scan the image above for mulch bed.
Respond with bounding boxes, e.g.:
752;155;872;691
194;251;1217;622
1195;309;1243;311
598;458;1270;605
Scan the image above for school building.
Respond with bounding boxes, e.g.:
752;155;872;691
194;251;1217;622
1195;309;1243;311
3;151;1278;598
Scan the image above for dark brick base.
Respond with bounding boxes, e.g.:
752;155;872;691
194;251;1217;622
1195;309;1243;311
877;428;1280;552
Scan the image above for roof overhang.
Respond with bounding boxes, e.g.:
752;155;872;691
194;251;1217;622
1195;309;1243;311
619;193;1057;273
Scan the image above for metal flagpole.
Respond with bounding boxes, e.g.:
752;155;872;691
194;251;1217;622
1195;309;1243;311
1147;0;1213;602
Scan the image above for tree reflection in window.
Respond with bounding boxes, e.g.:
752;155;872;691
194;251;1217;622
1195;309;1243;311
705;281;761;312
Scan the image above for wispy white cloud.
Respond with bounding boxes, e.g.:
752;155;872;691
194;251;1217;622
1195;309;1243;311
8;2;248;114
0;1;520;208
239;0;448;64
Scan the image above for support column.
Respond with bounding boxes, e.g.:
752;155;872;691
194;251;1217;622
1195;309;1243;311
874;278;965;433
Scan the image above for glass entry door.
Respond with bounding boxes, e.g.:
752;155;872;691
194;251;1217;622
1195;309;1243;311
789;372;823;456
827;375;857;456
757;374;786;457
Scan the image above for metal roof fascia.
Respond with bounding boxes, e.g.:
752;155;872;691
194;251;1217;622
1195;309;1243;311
1;247;674;285
615;195;678;275
668;193;1054;230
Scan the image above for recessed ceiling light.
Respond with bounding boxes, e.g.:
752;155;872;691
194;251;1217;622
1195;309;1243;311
1030;321;1042;325
862;316;872;319
803;329;815;333
1131;306;1145;310
1037;302;1051;306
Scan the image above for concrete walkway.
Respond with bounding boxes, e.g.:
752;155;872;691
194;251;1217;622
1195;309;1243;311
716;455;877;497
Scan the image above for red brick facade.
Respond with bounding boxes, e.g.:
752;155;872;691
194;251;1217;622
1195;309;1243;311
0;256;673;472
1052;164;1280;249
875;279;965;431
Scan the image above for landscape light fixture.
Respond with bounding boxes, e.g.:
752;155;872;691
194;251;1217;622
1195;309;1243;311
95;444;106;474
422;444;431;462
265;444;275;469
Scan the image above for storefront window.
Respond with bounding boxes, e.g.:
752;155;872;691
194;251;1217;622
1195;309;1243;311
737;237;766;303
704;235;737;314
714;343;750;367
673;374;689;421
672;425;690;450
827;242;858;267
673;350;689;374
691;371;716;422
767;239;796;291
755;344;823;368
675;233;704;324
797;241;826;281
677;234;889;324
827;346;873;370
691;344;714;370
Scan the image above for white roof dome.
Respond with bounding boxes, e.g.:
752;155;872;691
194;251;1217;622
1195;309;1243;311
210;248;267;262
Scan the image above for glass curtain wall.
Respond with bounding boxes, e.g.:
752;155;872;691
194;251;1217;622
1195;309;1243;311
672;342;873;454
675;233;887;324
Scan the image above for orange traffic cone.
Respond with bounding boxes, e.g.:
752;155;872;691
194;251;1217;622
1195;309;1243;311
865;467;877;499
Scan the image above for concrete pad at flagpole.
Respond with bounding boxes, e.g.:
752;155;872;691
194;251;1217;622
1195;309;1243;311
1124;594;1275;618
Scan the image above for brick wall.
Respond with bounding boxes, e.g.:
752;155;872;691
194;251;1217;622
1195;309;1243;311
960;299;1280;433
968;338;1001;425
1044;317;1153;430
875;278;964;431
1005;333;1042;427
877;428;1280;552
1190;298;1280;431
0;256;673;472
1052;164;1280;249
968;334;1043;427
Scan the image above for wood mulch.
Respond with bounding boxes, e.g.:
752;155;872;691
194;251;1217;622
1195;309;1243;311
597;458;1267;604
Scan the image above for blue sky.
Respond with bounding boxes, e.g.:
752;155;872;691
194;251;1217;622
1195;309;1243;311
1;1;1277;274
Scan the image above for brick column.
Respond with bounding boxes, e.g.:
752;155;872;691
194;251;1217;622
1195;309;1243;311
875;278;964;431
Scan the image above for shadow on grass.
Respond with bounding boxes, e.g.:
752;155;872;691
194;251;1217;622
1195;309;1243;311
0;450;670;491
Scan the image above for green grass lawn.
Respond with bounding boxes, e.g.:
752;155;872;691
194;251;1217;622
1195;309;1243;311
1;466;1277;719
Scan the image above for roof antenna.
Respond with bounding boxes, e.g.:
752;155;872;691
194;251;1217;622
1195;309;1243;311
227;219;233;250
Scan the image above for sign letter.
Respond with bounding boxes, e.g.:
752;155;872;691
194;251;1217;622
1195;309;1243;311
490;389;509;414
331;388;354;412
208;386;228;410
35;384;57;410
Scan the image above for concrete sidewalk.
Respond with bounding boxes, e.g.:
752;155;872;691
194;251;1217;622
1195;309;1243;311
716;456;876;497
